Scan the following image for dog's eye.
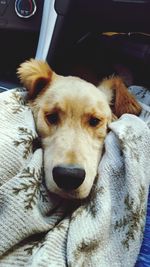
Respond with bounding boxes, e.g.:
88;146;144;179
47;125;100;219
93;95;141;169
88;117;100;127
46;112;59;125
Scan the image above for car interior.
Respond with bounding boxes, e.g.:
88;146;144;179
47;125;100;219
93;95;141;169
1;0;150;92
0;0;150;265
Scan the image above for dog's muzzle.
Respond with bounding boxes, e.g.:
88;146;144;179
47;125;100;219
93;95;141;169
52;164;85;191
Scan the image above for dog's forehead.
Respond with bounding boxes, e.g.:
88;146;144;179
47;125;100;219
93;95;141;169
42;76;109;110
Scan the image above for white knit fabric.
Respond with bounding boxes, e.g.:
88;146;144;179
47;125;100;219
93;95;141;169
0;87;150;267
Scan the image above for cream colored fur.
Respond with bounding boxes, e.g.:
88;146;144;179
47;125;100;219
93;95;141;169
17;59;141;199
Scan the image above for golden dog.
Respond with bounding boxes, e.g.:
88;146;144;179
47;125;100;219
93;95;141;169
17;59;141;199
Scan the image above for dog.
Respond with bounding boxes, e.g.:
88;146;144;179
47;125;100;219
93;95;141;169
17;59;141;199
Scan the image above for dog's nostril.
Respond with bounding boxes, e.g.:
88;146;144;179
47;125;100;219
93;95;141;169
52;165;85;191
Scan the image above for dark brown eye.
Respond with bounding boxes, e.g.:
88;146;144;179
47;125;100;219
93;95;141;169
46;112;59;125
88;117;100;127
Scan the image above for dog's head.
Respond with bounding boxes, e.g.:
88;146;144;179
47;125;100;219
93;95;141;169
17;59;141;199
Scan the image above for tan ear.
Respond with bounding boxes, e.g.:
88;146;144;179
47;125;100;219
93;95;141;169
98;76;142;117
17;59;54;99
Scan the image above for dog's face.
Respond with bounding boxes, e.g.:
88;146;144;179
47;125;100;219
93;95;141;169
18;59;141;199
32;76;112;199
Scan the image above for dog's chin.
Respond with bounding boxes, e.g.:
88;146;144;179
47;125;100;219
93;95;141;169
58;189;91;200
47;186;92;200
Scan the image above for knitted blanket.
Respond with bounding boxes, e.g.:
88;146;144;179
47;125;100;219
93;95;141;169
0;86;150;267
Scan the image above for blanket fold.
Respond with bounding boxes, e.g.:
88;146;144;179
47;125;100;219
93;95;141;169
0;87;150;267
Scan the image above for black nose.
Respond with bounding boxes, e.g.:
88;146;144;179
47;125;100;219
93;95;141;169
52;165;86;191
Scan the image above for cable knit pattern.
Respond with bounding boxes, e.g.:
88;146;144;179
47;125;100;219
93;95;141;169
0;87;150;267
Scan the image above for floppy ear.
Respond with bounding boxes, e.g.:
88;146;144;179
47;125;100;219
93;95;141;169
98;76;142;117
17;59;54;99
